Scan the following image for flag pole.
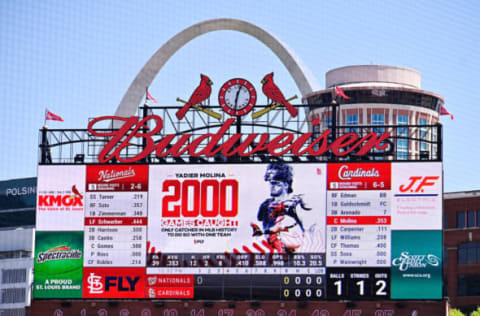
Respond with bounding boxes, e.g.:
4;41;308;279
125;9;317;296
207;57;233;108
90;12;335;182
331;87;337;154
44;108;47;127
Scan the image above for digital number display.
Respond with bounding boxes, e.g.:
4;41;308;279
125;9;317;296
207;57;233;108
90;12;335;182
34;162;443;300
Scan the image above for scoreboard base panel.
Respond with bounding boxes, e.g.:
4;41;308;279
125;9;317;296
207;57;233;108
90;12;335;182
30;299;448;316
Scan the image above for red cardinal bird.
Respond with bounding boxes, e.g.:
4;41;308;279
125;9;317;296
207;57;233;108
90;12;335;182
72;185;83;199
261;72;298;117
176;74;213;120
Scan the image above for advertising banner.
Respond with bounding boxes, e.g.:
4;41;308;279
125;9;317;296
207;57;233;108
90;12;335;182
33;231;84;298
390;230;442;299
147;163;327;255
391;162;442;230
82;267;146;298
0;177;36;210
36;166;86;231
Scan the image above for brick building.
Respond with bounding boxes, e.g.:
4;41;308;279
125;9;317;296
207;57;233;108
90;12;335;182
444;190;480;313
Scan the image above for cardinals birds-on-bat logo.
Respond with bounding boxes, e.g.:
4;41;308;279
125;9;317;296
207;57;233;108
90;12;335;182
175;73;299;120
260;72;298;118
176;74;221;120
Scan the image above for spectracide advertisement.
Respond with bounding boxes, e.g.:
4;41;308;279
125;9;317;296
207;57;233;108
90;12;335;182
34;231;84;298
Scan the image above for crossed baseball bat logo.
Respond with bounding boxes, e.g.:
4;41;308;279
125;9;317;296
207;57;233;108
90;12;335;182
251;95;297;119
176;97;222;120
177;95;298;120
176;73;298;120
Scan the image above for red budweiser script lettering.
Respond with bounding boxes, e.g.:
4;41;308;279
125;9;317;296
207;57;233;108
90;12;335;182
88;115;391;163
98;167;136;182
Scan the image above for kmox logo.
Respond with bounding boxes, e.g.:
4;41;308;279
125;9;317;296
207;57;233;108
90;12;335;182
38;184;84;208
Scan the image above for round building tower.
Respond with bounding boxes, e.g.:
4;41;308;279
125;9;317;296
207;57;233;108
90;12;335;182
304;65;445;160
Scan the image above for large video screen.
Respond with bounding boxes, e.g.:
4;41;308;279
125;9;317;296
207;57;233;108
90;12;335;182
34;162;442;300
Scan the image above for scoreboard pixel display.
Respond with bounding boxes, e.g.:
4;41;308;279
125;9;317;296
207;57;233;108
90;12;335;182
34;162;442;300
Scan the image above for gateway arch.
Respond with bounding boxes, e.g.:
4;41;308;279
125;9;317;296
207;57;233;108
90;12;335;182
114;18;320;118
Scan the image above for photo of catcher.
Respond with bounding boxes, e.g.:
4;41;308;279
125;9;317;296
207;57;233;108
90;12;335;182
251;163;317;254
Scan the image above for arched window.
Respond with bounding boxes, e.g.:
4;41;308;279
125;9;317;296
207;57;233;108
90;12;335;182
458;242;480;264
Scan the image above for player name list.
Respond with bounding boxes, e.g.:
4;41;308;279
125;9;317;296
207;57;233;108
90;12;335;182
84;190;148;267
326;190;391;267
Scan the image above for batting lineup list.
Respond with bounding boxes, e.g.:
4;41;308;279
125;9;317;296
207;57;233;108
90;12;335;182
84;165;148;268
325;163;392;299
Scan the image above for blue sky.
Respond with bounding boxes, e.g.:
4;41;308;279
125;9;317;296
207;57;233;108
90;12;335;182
0;0;478;192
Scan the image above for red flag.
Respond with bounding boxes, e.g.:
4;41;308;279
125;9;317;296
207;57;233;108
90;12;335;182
146;89;157;103
45;110;63;122
440;105;453;120
334;86;350;99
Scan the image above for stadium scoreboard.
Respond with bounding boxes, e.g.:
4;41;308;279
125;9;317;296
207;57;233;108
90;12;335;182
34;162;443;300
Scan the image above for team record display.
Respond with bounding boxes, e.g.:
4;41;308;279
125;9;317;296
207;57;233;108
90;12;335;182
34;162;442;300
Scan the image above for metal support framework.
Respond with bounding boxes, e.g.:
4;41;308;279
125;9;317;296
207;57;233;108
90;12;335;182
39;104;443;165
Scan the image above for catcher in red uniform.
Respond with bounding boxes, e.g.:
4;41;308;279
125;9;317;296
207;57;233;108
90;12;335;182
251;163;311;253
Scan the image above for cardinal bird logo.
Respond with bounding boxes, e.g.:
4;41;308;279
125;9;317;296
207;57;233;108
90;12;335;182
67;184;83;202
176;74;214;120
261;72;298;117
72;185;83;199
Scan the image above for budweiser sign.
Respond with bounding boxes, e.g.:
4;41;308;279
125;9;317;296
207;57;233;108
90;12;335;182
88;115;391;163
